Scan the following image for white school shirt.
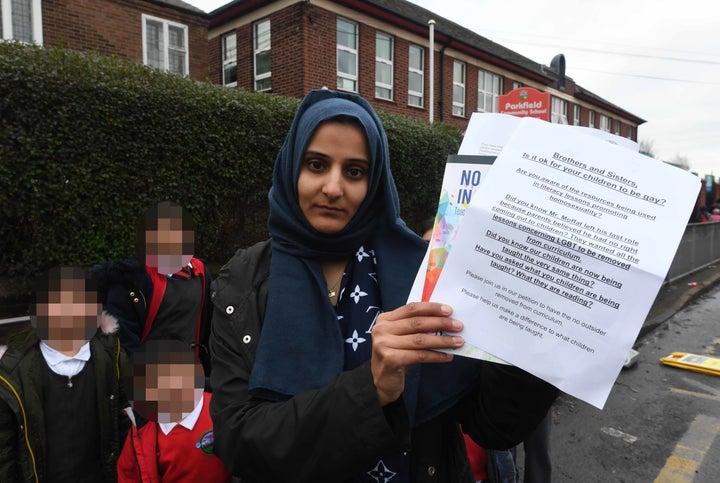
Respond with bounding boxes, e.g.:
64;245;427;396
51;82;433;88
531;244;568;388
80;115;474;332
39;341;91;377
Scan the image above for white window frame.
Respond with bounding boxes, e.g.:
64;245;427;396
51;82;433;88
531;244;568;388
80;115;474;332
614;119;621;135
600;114;611;132
477;69;503;113
573;105;581;126
1;0;43;44
627;125;635;140
253;18;271;91
375;31;393;100
551;96;568;124
408;44;424;107
336;17;358;92
222;31;237;87
141;14;189;76
512;81;522;90
589;110;595;128
452;60;466;117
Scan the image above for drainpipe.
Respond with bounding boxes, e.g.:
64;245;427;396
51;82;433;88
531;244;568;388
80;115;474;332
438;42;448;122
428;19;435;123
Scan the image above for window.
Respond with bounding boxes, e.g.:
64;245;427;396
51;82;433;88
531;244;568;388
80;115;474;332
1;0;42;43
573;105;581;126
142;14;188;76
614;120;621;135
477;69;502;113
627;126;635;140
512;81;522;90
551;97;568;124
222;32;237;87
253;18;271;91
600;114;611;132
375;32;393;100
408;44;424;107
589;110;595;128
452;61;465;117
337;17;358;92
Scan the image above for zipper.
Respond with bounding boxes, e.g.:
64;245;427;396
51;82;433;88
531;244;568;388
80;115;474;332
0;374;39;483
114;337;121;383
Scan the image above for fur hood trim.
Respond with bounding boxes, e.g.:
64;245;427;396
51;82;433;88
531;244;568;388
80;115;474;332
99;311;119;335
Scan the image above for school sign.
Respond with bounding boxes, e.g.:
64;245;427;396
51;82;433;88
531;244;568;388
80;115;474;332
498;87;550;121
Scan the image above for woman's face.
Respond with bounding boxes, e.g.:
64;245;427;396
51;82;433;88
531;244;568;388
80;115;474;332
298;121;370;234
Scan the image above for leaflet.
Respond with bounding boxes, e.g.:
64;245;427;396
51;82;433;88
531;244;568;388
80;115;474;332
430;116;700;409
407;154;503;362
419;155;496;302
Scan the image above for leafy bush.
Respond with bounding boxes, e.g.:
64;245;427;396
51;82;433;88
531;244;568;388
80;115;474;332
0;42;460;296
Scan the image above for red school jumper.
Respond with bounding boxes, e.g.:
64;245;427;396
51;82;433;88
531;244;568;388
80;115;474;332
118;392;231;482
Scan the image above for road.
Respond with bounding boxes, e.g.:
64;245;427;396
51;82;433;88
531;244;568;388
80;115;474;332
518;283;720;482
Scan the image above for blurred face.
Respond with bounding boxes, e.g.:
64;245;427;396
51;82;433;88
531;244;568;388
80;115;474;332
298;122;370;234
141;362;203;424
145;215;194;274
34;275;101;355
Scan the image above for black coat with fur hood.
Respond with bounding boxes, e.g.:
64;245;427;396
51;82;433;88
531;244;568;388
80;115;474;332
0;313;131;482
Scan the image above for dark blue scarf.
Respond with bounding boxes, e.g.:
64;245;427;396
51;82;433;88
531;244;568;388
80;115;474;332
249;89;481;425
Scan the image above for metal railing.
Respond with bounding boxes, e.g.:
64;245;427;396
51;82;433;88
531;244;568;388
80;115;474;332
0;316;30;326
666;222;720;282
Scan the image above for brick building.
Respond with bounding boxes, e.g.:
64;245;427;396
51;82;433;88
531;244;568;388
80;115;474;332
1;0;644;136
1;0;211;81
207;0;645;137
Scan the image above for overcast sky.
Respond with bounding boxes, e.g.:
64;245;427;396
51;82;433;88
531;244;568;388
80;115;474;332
188;0;719;177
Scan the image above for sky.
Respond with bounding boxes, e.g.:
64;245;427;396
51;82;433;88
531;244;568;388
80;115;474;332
187;0;719;177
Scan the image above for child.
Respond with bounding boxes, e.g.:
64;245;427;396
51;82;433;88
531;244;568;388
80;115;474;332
118;338;230;482
0;266;129;482
94;201;213;376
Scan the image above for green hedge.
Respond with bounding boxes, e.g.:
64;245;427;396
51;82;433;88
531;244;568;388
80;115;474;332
0;42;461;294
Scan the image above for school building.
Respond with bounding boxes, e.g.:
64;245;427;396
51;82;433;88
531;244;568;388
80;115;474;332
2;0;644;137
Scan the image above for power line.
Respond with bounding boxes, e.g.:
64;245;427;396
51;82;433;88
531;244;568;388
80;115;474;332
484;30;720;59
489;36;720;84
496;39;720;65
572;67;720;85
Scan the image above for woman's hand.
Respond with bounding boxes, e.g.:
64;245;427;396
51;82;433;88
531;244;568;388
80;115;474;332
370;302;464;406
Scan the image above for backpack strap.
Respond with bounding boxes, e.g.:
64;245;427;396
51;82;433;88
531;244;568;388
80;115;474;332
141;267;167;341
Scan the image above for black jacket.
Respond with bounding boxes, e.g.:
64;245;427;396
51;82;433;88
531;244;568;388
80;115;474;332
209;240;557;482
93;256;214;376
0;318;130;482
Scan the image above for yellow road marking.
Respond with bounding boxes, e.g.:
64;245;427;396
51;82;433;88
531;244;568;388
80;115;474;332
654;415;720;483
